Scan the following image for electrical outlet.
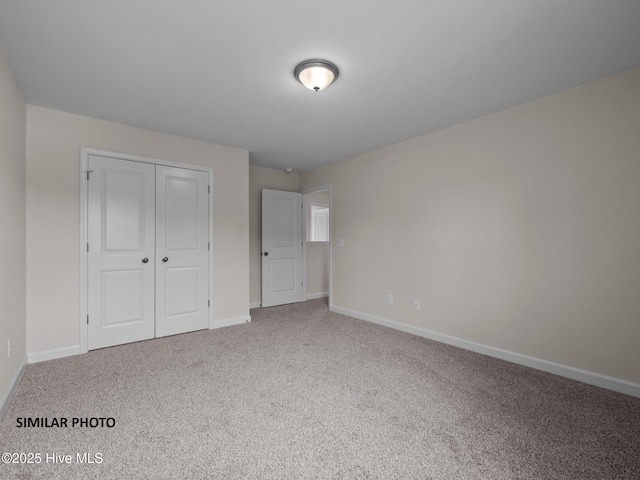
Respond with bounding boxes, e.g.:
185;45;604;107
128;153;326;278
7;338;11;358
387;294;394;305
413;299;421;311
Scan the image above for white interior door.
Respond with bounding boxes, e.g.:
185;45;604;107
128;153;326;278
155;166;209;337
87;155;156;350
87;155;210;349
261;189;303;307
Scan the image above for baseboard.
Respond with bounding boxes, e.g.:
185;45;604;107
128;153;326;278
330;305;640;398
1;356;28;421
307;292;329;300
27;317;254;361
251;295;328;308
28;345;81;364
211;315;251;329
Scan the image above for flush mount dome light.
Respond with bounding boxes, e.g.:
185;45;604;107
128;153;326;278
294;59;339;92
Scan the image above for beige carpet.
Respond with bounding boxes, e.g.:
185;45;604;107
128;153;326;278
1;298;639;479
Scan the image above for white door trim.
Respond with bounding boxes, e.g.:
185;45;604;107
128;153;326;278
79;147;214;354
301;184;332;309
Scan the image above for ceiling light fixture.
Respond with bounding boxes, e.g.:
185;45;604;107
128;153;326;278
294;59;339;92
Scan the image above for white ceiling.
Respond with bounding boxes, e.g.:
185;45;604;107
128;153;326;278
1;1;639;172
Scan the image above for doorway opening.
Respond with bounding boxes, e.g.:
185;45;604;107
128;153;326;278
303;186;331;304
259;183;332;309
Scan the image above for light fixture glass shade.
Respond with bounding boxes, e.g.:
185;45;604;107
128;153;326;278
294;59;339;92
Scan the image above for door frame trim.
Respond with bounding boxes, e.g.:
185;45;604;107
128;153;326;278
79;147;214;354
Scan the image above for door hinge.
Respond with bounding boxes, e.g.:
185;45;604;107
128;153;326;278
301;281;303;286
208;300;210;308
87;243;89;253
87;315;89;324
208;242;210;250
86;170;93;181
208;185;210;194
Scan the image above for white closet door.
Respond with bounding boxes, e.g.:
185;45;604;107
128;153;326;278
87;155;156;350
155;165;210;337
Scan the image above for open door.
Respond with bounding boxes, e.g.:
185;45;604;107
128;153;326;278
261;189;304;307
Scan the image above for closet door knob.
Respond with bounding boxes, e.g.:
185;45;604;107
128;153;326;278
162;257;169;263
142;258;149;263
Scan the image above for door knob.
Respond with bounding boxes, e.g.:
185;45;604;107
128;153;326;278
142;258;149;263
162;257;169;262
263;252;269;256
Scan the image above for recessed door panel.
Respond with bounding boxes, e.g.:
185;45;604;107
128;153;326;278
102;170;147;252
268;197;298;248
165;175;199;251
269;258;297;293
102;269;145;326
165;267;199;317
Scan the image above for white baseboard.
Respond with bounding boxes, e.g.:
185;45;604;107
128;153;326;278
307;292;329;300
250;294;328;308
211;315;251;329
27;317;253;363
331;305;640;398
1;356;28;421
28;345;81;364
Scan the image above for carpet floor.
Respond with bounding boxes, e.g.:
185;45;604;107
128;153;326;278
1;298;639;479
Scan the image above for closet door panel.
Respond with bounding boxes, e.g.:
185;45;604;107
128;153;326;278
155;166;209;337
87;155;156;350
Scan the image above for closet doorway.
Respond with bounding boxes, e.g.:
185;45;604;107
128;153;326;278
80;150;213;351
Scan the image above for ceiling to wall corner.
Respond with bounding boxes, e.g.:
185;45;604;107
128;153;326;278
1;0;639;172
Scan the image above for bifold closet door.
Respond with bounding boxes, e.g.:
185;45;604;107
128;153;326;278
87;155;156;350
87;156;210;350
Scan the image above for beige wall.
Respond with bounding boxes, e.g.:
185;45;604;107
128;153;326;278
301;66;640;384
0;49;27;403
306;245;329;297
305;190;330;297
249;166;299;305
26;106;249;354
